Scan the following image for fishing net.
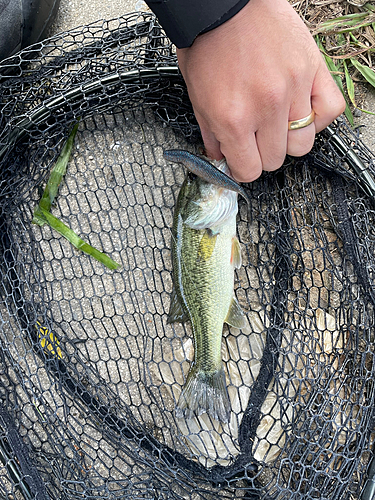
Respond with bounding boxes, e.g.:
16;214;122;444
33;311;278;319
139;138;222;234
1;11;375;500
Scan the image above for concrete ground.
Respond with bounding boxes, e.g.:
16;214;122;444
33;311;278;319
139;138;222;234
355;91;375;152
48;0;375;153
49;0;149;34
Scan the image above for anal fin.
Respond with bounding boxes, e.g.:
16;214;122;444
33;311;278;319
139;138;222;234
167;287;189;324
224;296;246;329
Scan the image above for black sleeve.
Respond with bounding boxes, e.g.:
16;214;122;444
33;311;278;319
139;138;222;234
145;0;250;49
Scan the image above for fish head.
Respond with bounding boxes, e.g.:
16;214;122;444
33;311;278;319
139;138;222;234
177;166;238;234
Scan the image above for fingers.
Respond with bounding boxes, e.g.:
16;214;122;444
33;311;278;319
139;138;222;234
198;69;345;181
286;84;316;158
199;68;345;182
195;109;263;183
286;65;346;157
198;104;290;182
255;103;289;173
312;65;346;133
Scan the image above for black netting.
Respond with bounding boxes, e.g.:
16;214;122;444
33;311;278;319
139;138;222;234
1;11;375;500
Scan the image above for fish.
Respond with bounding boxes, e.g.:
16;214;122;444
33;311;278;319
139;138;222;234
166;151;247;423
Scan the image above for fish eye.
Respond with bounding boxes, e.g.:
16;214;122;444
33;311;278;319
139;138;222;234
187;172;197;182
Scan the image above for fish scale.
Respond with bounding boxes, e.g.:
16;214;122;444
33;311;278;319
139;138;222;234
176;212;235;370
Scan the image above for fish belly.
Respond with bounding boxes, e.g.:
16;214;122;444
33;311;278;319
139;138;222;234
181;228;234;366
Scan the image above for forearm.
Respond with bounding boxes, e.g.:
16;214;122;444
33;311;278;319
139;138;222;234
144;0;250;48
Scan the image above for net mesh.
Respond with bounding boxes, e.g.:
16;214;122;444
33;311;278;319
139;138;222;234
0;11;375;500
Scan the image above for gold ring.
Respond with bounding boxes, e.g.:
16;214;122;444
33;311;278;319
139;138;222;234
288;110;315;130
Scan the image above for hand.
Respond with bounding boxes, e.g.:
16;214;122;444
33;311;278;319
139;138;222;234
176;0;346;182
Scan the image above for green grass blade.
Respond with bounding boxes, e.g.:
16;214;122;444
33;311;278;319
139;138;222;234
317;37;354;125
38;208;121;270
357;107;375;116
314;11;375;35
32;121;79;225
32;206;47;227
343;60;356;107
32;119;120;270
350;58;375;88
349;32;360;43
320;12;368;25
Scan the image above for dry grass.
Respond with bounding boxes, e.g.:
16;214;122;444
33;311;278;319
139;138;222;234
290;0;375;123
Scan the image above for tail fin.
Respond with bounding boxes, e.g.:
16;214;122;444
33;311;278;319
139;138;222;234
176;365;230;423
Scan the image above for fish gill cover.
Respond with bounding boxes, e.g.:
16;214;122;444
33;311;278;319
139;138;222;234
0;11;375;500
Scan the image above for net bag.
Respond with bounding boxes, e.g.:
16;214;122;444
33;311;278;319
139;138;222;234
1;12;375;500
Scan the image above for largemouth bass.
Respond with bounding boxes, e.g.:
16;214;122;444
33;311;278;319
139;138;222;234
165;151;247;423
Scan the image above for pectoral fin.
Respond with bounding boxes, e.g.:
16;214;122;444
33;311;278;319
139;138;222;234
224;296;246;329
231;237;242;269
197;230;217;262
167;287;189;324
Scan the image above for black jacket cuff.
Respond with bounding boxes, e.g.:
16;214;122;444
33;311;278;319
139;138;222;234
145;0;250;48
